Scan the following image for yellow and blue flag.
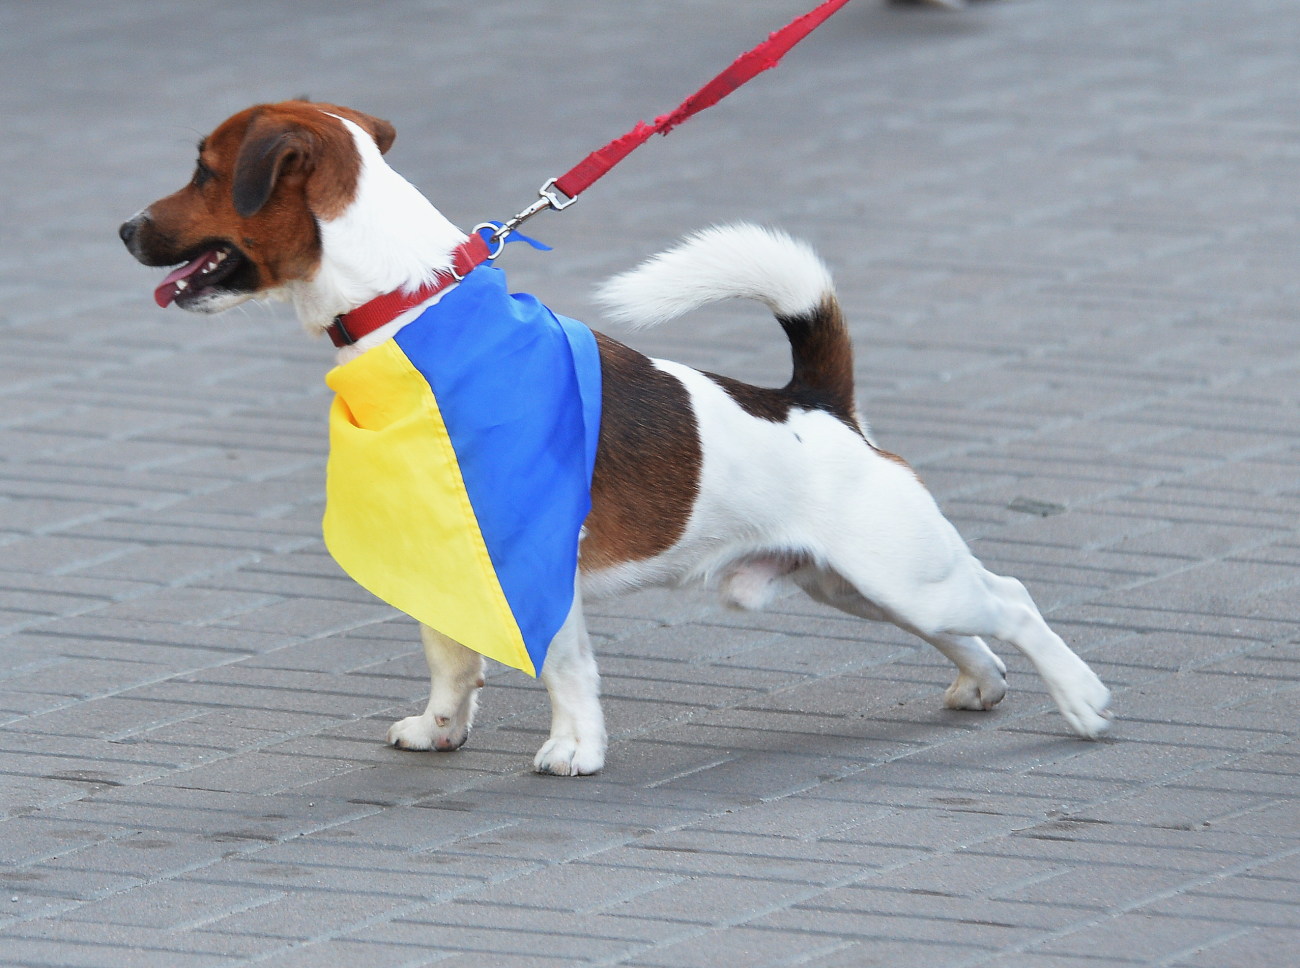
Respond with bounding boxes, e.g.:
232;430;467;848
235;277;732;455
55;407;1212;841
322;266;601;677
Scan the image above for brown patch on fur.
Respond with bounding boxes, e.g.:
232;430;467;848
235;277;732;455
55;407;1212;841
872;444;919;475
781;296;856;418
705;374;803;423
707;295;860;432
711;371;919;476
706;295;925;482
580;333;701;571
125;100;395;293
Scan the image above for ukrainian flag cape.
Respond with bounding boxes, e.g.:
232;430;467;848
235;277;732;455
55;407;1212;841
322;266;601;677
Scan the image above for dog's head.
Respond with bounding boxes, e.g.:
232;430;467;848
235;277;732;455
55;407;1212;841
119;100;395;313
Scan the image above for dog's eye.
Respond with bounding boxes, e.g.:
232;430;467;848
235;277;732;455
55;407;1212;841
192;162;215;189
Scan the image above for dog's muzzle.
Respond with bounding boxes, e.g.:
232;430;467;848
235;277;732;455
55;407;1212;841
119;212;149;260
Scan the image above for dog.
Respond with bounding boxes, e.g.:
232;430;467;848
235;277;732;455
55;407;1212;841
120;100;1111;776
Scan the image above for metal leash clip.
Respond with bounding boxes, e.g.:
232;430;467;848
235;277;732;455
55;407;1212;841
483;177;580;252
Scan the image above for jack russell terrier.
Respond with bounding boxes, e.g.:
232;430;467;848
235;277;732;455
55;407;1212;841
120;100;1111;776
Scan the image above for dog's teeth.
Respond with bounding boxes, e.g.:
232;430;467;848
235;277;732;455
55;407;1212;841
175;279;188;291
205;261;217;271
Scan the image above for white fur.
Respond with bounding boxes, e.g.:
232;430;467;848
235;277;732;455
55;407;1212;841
386;581;606;777
573;355;1110;742
531;580;606;776
288;115;466;337
387;625;484;753
594;223;834;327
177;284;254;316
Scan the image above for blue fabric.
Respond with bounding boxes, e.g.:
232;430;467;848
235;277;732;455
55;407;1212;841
392;266;601;674
479;221;552;252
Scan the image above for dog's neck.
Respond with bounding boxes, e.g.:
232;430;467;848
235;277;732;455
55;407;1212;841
288;117;466;338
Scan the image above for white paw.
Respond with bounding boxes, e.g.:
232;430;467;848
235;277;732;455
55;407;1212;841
386;713;469;752
533;736;605;776
1050;668;1113;740
944;668;1008;711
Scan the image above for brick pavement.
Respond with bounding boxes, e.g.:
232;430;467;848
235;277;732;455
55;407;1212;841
1;1;1297;965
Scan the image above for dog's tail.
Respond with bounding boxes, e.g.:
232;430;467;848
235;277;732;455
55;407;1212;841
595;224;855;420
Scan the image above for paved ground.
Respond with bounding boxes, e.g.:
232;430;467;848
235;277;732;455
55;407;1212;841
1;1;1297;965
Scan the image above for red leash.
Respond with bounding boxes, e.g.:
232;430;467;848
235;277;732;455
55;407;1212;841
329;0;853;347
554;0;854;200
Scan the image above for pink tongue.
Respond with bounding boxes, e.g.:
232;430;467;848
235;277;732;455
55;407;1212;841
154;250;219;308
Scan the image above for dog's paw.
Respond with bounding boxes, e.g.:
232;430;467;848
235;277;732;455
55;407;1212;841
387;713;469;752
944;669;1008;711
1052;671;1113;740
533;736;605;776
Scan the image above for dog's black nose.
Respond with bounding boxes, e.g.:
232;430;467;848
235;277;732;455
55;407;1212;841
119;219;138;246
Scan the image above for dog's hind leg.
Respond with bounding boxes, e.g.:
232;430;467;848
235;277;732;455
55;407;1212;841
823;553;1110;738
970;570;1112;738
923;631;1008;711
387;625;484;752
798;568;1007;712
534;579;606;776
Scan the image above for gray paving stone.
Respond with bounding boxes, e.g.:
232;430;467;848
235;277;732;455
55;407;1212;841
793;940;992;968
1036;912;1250;963
2;0;1299;964
204;936;449;967
0;937;231;968
1172;928;1300;968
755;900;1040;947
347;915;637;962
9;921;274;961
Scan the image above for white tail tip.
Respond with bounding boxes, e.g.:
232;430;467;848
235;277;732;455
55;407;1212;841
595;223;834;329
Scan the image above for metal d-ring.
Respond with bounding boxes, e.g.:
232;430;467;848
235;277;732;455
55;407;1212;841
471;222;510;261
462;177;581;278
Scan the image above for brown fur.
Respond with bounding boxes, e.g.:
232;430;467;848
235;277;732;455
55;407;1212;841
706;297;860;433
580;334;702;571
126;101;394;291
779;296;856;420
705;295;919;478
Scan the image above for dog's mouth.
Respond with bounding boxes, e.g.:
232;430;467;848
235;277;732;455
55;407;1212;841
154;244;247;308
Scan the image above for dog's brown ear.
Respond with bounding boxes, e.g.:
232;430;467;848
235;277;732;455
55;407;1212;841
349;110;395;155
231;119;307;218
230;104;389;220
230;113;361;220
316;103;396;155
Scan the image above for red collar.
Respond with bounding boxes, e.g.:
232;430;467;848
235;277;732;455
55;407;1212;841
327;0;853;349
326;233;492;348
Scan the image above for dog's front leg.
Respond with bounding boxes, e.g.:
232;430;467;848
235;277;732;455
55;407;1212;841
533;580;606;776
387;625;484;752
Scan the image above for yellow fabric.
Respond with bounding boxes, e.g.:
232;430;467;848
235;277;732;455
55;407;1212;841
321;340;534;675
